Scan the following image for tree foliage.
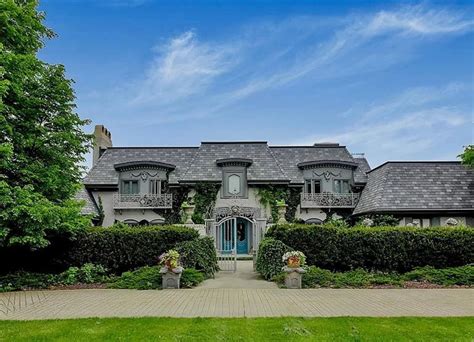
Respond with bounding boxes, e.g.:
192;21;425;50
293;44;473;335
0;0;92;248
459;145;474;167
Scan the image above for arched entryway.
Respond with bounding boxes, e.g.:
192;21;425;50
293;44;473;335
217;216;254;255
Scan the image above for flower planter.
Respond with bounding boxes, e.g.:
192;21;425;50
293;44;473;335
160;266;183;289
282;266;306;289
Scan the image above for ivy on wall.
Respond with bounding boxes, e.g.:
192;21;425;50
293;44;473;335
158;184;190;224
191;182;220;224
257;185;302;223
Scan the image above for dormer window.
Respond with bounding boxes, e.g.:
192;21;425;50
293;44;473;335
122;180;139;194
334;179;350;193
216;158;252;198
304;179;321;194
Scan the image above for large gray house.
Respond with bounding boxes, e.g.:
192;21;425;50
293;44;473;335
79;125;473;254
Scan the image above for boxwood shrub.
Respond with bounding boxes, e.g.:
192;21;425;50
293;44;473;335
68;225;199;273
175;236;219;278
266;224;474;272
256;238;293;280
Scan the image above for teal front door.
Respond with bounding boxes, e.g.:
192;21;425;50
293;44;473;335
236;218;248;254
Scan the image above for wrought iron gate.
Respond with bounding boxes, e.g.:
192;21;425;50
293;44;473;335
215;218;237;272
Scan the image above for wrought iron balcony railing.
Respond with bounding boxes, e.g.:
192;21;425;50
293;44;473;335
113;194;173;209
300;192;359;208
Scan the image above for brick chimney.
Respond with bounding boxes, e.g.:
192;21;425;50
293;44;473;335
93;125;112;166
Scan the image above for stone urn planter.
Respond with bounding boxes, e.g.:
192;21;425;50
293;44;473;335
181;202;195;224
282;251;306;289
159;249;183;289
160;266;183;289
276;201;288;224
282;266;306;289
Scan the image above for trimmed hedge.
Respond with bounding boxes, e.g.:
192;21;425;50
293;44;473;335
68;225;199;273
256;238;292;280
176;236;219;278
266;224;474;272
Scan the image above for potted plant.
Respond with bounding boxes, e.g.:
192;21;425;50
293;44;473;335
282;251;306;289
282;251;306;268
159;249;183;289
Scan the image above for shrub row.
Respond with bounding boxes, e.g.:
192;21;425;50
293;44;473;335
266;224;474;272
0;263;109;292
68;225;199;273
107;266;205;290
272;265;474;288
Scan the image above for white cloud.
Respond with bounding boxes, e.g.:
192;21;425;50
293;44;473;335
132;31;237;105
360;5;474;36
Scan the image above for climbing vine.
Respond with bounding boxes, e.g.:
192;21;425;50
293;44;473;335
191;182;220;224
158;184;190;224
257;185;301;223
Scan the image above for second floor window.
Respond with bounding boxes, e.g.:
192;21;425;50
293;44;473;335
149;179;164;195
122;180;139;194
334;179;350;193
304;179;321;194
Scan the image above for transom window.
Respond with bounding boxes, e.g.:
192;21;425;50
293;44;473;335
304;179;321;194
333;179;350;193
121;180;139;194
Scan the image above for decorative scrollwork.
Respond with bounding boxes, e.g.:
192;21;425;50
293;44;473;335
131;171;160;182
312;170;341;181
301;193;359;208
214;206;260;222
113;194;173;209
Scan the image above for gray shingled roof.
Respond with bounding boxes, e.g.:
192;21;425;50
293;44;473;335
353;156;371;184
181;142;288;182
83;147;198;185
76;187;99;216
83;143;369;185
353;162;474;215
270;146;356;184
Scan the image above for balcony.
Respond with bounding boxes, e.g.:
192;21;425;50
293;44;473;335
113;194;173;209
301;192;359;209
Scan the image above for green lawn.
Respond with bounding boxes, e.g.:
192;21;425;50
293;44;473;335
0;317;473;341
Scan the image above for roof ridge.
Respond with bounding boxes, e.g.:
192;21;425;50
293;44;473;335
266;144;290;180
180;145;202;180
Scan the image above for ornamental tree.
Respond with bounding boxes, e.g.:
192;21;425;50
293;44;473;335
0;0;92;248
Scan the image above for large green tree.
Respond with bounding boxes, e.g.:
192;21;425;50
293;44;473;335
0;0;92;248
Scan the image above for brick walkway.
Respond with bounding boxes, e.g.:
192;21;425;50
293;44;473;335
1;288;473;320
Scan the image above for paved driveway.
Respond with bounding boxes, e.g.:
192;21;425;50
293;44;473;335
1;288;473;320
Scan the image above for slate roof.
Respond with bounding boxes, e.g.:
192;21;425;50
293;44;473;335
181;142;288;182
76;186;99;216
353;156;371;184
353;162;474;215
83;142;369;186
83;147;199;185
270;146;356;184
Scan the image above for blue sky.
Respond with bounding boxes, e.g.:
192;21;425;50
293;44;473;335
38;0;473;167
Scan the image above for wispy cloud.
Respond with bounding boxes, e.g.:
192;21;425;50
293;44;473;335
290;82;470;163
132;31;237;105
